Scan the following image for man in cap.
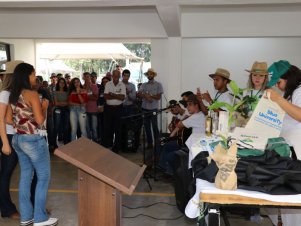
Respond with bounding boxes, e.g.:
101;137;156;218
137;68;164;150
49;73;57;92
167;100;190;132
201;68;232;111
64;73;71;87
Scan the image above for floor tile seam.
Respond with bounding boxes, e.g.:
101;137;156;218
10;189;175;197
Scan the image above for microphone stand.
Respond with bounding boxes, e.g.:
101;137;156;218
122;106;171;184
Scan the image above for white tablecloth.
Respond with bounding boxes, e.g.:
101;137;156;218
185;179;301;219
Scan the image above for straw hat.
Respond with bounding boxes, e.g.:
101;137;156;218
0;60;24;75
245;61;269;75
144;68;157;76
209;68;231;81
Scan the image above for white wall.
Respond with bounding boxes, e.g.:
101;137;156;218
181;37;301;96
0;9;166;39
0;39;36;65
182;6;301;37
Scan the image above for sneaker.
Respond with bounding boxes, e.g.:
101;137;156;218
20;219;34;226
33;218;58;226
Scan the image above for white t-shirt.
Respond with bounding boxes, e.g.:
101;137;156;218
281;86;301;132
0;90;14;135
176;109;190;120
182;111;206;167
182;112;205;135
280;86;301;158
104;81;126;106
212;90;233;111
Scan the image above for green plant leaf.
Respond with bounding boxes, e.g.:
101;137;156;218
208;102;234;112
233;99;246;111
229;80;240;96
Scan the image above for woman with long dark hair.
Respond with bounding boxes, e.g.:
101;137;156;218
8;63;58;226
267;61;301;158
68;77;88;141
53;77;70;145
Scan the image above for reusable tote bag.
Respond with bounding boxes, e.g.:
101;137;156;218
246;91;285;138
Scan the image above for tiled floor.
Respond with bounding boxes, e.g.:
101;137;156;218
0;144;273;226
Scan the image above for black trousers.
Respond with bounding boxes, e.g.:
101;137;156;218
0;135;18;217
103;105;123;151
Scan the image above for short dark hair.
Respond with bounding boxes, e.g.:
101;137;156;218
91;72;97;77
122;69;131;76
102;76;111;82
186;94;201;110
36;75;43;83
83;72;90;77
181;91;194;97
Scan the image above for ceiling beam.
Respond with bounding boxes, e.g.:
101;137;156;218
156;1;181;37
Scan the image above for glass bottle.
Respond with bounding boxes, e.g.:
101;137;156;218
205;110;213;136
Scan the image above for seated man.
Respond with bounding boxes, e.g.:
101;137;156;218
158;94;205;175
168;99;190;133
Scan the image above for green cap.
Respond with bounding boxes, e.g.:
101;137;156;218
267;60;291;87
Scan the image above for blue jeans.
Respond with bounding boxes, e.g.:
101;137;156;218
53;107;70;145
12;134;50;223
0;134;18;217
69;106;87;141
158;140;180;174
86;112;98;142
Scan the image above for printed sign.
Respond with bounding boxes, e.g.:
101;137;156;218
246;94;285;138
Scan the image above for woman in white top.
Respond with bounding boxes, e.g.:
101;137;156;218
0;61;23;219
266;60;301;226
267;61;301;158
236;62;269;127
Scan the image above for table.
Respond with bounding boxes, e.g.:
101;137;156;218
185;179;301;226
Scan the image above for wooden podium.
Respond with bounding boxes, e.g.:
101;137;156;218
54;137;146;226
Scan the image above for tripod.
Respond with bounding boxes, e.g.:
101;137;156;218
122;110;157;190
122;107;170;183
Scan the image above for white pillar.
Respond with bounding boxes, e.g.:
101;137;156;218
151;37;182;132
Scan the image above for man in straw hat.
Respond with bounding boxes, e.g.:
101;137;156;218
201;68;232;111
137;68;163;150
0;60;24;220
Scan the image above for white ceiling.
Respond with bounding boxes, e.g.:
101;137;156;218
1;0;301;37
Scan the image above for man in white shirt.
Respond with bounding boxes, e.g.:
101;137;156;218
103;70;126;152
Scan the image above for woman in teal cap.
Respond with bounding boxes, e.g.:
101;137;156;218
266;60;301;226
266;60;301;158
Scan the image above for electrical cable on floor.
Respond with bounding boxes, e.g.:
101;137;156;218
122;202;182;220
122;213;184;220
122;201;176;209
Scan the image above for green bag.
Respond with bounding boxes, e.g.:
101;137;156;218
266;137;291;157
209;137;291;158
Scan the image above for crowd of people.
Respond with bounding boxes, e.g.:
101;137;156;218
0;60;165;225
0;59;301;226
